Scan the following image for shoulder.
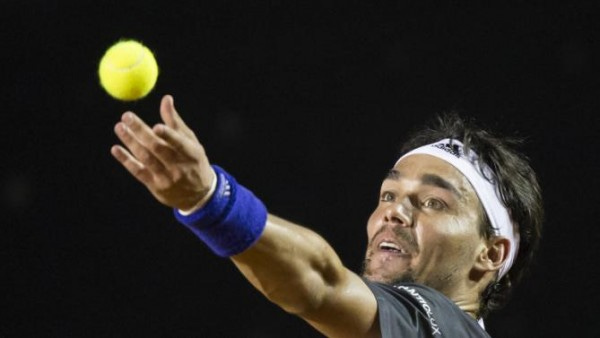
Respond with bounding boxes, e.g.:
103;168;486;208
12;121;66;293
363;280;491;338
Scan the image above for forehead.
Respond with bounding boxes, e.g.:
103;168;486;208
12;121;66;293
391;154;475;196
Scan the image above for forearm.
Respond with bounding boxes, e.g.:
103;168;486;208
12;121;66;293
232;214;346;315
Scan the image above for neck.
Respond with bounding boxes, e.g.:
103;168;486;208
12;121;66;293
438;276;488;320
448;289;481;319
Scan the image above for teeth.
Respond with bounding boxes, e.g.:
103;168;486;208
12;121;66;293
379;241;401;251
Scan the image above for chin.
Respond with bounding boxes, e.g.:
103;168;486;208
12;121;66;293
361;260;415;285
365;271;416;285
362;272;387;283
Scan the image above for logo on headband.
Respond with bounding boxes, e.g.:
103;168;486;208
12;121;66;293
432;142;463;158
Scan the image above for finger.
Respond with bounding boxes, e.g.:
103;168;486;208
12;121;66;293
121;111;166;148
110;145;153;185
114;122;168;174
159;95;194;137
121;111;181;166
153;123;199;157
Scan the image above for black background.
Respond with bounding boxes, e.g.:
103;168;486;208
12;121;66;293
2;1;599;337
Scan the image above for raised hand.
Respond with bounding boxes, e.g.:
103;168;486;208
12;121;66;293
111;94;215;211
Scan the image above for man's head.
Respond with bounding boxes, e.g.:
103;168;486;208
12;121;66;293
362;112;543;318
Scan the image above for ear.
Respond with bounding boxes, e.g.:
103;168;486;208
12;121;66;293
473;237;510;273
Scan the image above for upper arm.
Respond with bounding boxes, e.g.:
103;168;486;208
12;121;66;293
301;268;380;338
231;214;380;338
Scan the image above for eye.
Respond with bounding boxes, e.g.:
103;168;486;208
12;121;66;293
380;191;395;202
422;198;447;210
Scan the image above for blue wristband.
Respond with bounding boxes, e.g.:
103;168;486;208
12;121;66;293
173;165;267;257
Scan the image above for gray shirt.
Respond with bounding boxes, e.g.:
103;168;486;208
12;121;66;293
364;280;491;337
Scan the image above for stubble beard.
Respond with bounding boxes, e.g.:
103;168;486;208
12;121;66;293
360;252;416;285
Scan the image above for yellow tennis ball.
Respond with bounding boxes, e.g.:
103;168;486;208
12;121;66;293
98;39;159;101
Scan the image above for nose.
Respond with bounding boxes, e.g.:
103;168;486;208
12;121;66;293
383;201;413;227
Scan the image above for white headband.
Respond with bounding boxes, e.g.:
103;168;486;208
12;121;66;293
397;139;519;279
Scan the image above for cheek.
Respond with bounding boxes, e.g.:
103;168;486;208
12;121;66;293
366;209;382;238
431;213;479;237
367;206;384;232
416;217;479;256
416;220;481;266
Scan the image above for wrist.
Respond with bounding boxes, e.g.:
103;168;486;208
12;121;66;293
178;168;218;215
173;165;267;257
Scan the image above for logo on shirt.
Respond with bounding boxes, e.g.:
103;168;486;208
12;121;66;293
395;285;441;336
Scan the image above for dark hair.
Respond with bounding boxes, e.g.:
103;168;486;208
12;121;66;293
399;112;544;319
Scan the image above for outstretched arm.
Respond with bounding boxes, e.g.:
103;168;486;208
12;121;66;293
111;95;379;337
233;215;378;337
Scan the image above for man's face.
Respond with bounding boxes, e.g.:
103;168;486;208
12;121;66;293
363;154;485;293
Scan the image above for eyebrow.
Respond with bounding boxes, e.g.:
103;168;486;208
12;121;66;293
385;169;463;198
385;169;402;181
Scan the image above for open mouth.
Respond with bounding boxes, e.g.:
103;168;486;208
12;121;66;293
378;241;409;255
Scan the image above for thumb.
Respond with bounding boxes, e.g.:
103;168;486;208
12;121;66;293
160;94;189;132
